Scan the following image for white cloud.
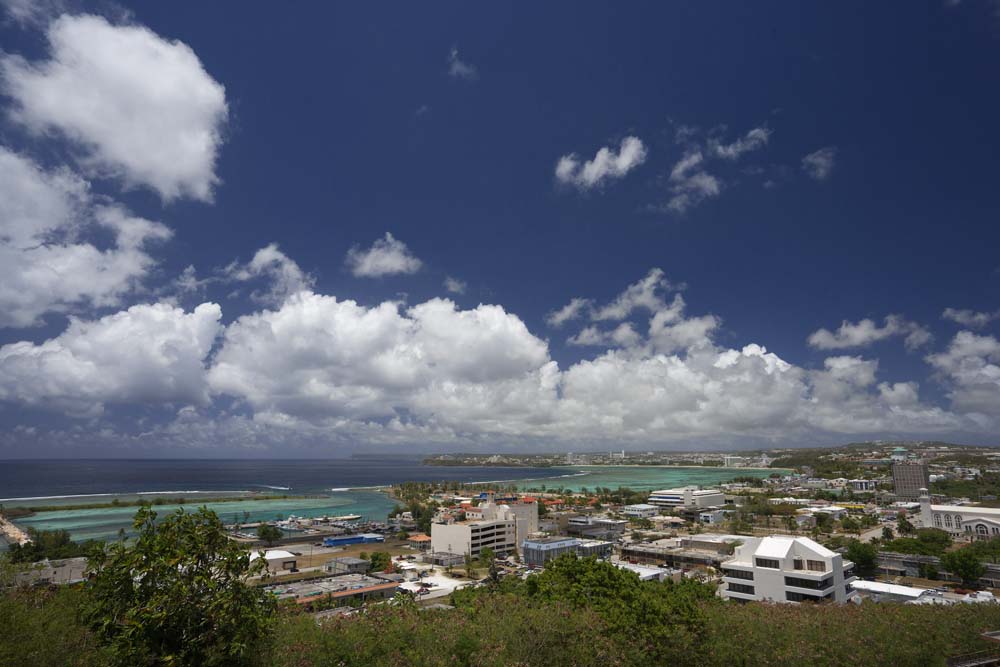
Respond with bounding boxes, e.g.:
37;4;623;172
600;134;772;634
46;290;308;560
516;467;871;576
0;302;221;416
807;315;932;351
927;331;1000;415
1;271;976;448
443;276;467;294
546;297;591;328
942;307;1000;328
345;232;423;278
447;47;478;81
592;268;677;321
802;147;837;181
1;14;228;202
225;243;313;305
555;136;647;191
0;147;171;327
661;125;772;213
709;126;770;160
208;293;549;420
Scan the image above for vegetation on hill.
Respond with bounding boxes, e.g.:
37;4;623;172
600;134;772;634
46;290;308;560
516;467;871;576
881;528;954;558
6;507;1000;666
6;528;104;564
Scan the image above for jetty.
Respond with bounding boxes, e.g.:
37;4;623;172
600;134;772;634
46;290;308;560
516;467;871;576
0;514;31;545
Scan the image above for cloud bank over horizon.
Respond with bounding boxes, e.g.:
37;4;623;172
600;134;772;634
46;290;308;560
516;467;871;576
0;3;998;455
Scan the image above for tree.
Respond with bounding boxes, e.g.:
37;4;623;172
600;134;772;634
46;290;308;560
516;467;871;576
845;539;879;577
941;548;986;588
82;506;274;667
464;553;478;579
882;526;895;541
368;551;391;573
897;512;916;535
783;515;798;533
257;523;282;546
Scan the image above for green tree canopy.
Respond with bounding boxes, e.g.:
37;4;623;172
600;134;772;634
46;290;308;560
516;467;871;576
256;523;282;546
83;506;275;667
941;548;987;588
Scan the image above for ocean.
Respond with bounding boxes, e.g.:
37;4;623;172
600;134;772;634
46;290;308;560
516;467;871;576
0;458;775;544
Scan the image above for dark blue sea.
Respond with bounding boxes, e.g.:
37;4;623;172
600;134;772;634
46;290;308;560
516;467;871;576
0;457;563;500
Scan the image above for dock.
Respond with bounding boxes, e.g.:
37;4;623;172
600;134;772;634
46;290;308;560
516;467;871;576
0;514;31;545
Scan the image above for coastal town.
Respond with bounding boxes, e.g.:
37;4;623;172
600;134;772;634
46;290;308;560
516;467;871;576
7;443;1000;626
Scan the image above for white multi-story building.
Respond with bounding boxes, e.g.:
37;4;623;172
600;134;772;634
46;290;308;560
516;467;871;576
849;479;878;492
719;536;857;604
648;486;725;509
622;503;660;518
919;488;1000;540
431;500;533;557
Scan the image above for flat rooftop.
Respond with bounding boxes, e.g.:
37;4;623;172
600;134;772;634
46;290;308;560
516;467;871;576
266;574;397;602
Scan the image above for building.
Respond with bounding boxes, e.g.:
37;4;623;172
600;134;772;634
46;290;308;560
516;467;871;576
521;536;615;567
919;488;1000;540
406;533;432;551
723;456;745;468
891;447;909;462
250;549;297;574
849;479;878;492
622;503;659;519
699;509;729;525
719;536;857;604
564;515;628;539
431;502;517;558
850;580;932;603
322;533;385;548
324;556;370;575
265;573;399;607
522;536;581;567
423;552;465;567
648;486;725;509
893;462;930;499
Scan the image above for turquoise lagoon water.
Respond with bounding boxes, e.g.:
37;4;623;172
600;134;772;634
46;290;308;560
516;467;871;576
3;460;779;543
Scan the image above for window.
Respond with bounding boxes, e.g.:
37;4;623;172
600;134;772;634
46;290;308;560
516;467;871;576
786;590;823;603
954;515;962;526
728;583;755;595
785;576;834;590
944;515;953;528
755;558;780;569
978;525;989;536
793;558;803;570
723;569;754;581
933;514;942;528
806;560;826;572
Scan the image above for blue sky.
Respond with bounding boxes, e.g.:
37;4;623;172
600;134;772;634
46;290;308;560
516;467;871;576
1;1;999;457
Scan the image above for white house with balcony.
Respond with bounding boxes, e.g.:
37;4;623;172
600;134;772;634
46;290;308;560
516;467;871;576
919;488;1000;540
719;535;857;604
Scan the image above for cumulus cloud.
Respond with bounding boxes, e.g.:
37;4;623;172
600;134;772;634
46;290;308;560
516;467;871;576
1;14;228;202
208;293;549;420
555;136;647;191
0;272;975;448
942;307;1000;328
546;297;591;328
345;232;423;278
592;268;678;321
447;47;478;81
807;315;932;351
927;331;1000;415
225;243;313;305
0;302;221;416
0;148;171;327
802;147;837;181
443;276;467;294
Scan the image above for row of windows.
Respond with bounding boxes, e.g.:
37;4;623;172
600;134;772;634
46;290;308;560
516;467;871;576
722;568;754;580
785;576;834;591
728;583;755;595
755;558;780;569
964;524;999;536
792;558;827;572
932;513;963;529
785;590;833;603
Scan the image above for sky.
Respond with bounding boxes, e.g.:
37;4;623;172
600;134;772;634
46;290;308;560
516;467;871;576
1;1;999;458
